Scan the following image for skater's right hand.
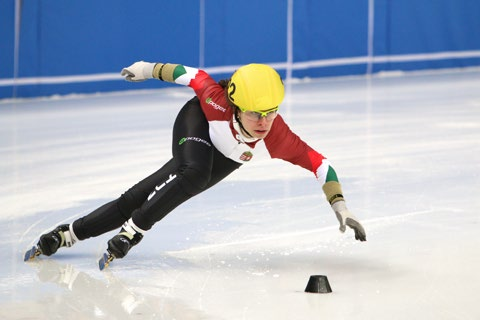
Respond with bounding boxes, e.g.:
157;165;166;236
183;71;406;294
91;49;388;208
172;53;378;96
121;61;156;82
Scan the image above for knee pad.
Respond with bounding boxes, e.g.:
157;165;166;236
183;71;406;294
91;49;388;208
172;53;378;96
117;185;148;219
177;164;211;195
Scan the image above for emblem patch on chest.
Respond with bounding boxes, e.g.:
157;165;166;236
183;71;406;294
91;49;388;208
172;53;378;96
240;151;253;162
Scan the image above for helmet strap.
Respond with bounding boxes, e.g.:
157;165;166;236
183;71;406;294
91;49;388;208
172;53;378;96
234;109;254;138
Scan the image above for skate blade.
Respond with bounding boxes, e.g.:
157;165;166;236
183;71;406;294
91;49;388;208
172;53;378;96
24;246;41;262
98;252;115;271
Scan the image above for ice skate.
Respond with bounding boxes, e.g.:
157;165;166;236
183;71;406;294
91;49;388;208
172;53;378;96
38;224;77;256
25;224;78;261
107;227;143;259
99;219;145;270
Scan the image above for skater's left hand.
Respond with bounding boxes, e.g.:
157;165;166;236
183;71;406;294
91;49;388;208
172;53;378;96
331;201;366;241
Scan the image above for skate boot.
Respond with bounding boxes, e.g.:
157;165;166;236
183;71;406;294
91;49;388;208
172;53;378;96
107;218;145;259
37;224;78;256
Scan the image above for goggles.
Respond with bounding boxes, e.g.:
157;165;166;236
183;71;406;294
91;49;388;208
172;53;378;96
239;106;279;121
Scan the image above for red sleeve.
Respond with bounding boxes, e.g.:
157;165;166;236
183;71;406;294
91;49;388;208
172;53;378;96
187;70;232;121
264;115;326;174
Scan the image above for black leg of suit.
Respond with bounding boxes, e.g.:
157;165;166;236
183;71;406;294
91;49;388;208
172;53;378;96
72;97;241;240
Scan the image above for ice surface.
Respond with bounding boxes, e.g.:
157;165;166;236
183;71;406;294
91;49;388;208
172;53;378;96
1;69;479;319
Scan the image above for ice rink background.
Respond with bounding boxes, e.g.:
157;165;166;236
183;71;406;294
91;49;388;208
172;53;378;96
1;68;479;319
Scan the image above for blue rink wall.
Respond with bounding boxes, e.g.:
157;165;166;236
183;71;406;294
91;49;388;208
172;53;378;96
1;0;480;99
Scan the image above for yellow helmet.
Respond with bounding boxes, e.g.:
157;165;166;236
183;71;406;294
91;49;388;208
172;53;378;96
227;64;284;112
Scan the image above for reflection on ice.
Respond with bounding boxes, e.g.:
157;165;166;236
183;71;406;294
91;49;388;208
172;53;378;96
22;259;219;319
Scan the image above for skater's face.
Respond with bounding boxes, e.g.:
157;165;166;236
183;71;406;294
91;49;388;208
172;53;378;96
237;108;277;139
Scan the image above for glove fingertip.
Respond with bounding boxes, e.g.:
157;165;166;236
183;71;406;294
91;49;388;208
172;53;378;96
356;233;366;241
